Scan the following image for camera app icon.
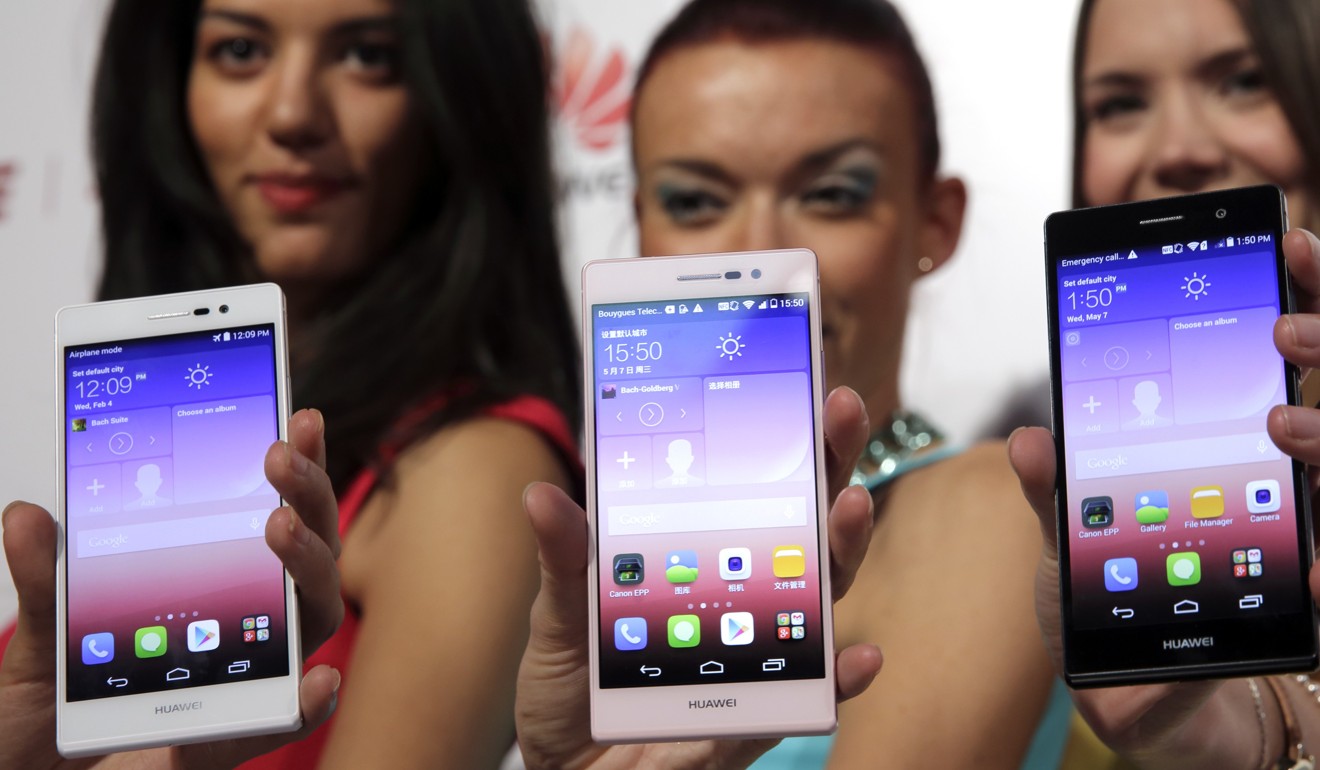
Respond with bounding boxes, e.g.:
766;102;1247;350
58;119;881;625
1246;480;1281;514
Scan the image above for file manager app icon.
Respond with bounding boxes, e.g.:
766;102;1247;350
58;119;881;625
1190;486;1224;519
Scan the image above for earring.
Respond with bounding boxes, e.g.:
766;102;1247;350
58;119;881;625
917;256;934;273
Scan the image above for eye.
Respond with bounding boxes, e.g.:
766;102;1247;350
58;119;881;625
342;40;402;80
656;186;727;226
801;171;875;216
1221;66;1267;99
1086;93;1146;126
207;37;268;76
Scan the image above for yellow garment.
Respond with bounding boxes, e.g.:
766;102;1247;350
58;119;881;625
1059;711;1139;770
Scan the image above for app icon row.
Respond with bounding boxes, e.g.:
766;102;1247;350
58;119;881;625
80;614;272;665
1081;480;1280;528
1104;548;1263;592
613;547;807;586
614;610;807;651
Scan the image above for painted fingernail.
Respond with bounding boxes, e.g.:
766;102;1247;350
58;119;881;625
1;500;25;528
287;508;312;545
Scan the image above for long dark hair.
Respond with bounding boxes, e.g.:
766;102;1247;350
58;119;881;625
632;0;941;181
91;0;580;489
1070;0;1320;223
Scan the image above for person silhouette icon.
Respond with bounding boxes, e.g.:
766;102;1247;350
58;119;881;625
125;463;172;509
1125;380;1172;429
655;438;703;488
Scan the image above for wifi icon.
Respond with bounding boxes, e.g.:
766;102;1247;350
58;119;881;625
742;300;755;309
1188;241;1200;251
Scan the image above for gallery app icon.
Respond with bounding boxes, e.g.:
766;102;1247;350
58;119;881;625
720;612;754;646
1080;497;1113;528
81;632;114;665
135;626;168;658
1246;480;1281;514
667;614;700;648
613;553;644;585
719;547;752;580
665;550;699;583
187;620;220;652
613;617;647;651
1167;552;1202;586
1190;486;1225;519
772;546;806;578
1104;557;1138;592
1134;491;1169;524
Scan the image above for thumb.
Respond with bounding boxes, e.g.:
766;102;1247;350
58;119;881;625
0;502;59;685
522;482;590;655
1006;427;1060;551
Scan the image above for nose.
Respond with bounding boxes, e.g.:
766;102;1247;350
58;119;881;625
735;196;788;252
263;47;332;151
1148;90;1228;193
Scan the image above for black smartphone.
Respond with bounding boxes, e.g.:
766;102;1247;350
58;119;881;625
1045;185;1317;687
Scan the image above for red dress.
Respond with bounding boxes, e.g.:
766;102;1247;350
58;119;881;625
0;395;581;769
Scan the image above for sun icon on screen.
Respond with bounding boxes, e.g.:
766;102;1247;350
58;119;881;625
717;333;745;361
186;363;212;389
1181;271;1210;300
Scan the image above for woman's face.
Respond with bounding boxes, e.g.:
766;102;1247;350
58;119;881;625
1080;0;1311;224
188;0;426;297
634;40;964;416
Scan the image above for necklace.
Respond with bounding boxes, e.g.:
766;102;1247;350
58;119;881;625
850;410;950;492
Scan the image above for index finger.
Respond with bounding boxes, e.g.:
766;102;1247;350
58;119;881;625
823;387;869;502
1285;228;1320;313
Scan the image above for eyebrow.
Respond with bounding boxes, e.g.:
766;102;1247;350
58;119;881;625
198;9;399;36
1083;46;1256;90
649;138;882;185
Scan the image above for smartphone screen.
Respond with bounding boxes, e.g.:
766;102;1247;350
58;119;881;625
1048;187;1316;684
590;292;825;689
62;324;289;701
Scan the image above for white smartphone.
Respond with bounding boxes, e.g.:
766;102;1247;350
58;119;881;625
55;284;301;757
583;249;835;742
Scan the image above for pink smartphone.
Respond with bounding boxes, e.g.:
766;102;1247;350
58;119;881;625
582;249;836;742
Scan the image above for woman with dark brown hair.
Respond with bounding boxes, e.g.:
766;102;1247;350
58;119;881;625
1011;0;1320;767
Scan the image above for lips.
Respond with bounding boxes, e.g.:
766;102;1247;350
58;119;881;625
253;174;350;215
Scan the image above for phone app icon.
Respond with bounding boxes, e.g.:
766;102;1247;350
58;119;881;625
135;625;168;658
1246;480;1281;514
1190;486;1224;519
772;546;806;578
614;617;647;651
719;547;752;581
187;620;220;652
1134;491;1169;524
720;612;754;646
81;632;114;665
1167;552;1202;586
667;614;700;648
1080;497;1113;528
665;550;699;583
1104;557;1138;592
613;554;644;585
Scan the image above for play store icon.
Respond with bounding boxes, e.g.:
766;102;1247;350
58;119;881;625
721;612;754;646
187;619;220;652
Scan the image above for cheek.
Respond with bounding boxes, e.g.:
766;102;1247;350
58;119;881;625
1227;109;1307;191
339;92;418;183
186;75;252;190
1081;132;1139;207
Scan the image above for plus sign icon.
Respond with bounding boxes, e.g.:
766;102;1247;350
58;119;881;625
1064;379;1119;435
598;435;652;492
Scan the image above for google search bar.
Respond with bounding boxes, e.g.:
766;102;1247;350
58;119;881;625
76;509;271;559
607;496;807;536
1074;432;1280;481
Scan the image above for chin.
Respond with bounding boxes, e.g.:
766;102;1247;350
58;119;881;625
251;231;361;284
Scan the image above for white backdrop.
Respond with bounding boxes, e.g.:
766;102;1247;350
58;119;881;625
0;0;1076;632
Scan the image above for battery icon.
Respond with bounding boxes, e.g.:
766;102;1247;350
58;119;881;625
223;332;231;342
1226;236;1234;247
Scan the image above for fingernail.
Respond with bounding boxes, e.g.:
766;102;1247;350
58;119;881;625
287;508;312;545
310;408;325;435
289;445;310;476
1288;316;1320;349
1282;404;1320;438
1;500;25;528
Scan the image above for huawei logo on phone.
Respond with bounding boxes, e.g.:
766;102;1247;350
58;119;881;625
688;698;738;710
0;161;16;224
1162;637;1214;650
550;28;630;151
154;701;203;715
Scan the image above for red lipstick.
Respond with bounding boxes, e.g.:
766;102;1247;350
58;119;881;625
253;174;348;215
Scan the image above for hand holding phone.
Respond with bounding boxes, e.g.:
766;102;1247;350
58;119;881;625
1007;208;1320;763
0;406;343;767
515;386;880;769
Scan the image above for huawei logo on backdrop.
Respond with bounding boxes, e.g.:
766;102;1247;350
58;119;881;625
0;162;15;223
552;28;630;152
